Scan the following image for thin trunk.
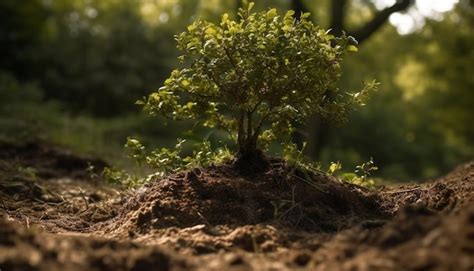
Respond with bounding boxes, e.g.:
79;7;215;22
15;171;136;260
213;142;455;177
330;0;347;36
238;111;245;152
246;111;252;142
238;110;257;155
289;0;412;160
309;0;349;158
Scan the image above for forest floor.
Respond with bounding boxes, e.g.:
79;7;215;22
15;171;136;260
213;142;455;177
0;141;473;271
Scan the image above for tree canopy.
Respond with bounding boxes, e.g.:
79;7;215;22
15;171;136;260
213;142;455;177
140;3;377;160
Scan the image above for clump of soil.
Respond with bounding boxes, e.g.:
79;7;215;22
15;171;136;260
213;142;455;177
102;160;383;237
0;216;189;271
0;141;473;271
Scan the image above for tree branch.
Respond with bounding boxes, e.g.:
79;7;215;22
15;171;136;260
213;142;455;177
349;0;413;44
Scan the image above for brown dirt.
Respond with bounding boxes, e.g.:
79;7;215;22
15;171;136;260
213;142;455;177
0;141;107;180
0;141;473;271
102;161;383;236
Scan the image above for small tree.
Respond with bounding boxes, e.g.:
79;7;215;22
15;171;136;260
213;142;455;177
140;2;377;167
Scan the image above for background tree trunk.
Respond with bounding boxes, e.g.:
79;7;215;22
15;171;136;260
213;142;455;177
290;0;413;159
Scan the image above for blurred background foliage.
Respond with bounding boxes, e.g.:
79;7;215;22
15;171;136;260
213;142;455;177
1;0;473;181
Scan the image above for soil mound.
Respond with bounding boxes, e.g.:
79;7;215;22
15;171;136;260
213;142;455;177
103;161;385;237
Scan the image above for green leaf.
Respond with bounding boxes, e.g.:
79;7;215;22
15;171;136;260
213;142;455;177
266;8;277;20
205;27;216;35
347;45;358;52
181;79;190;88
248;2;255;11
285;10;295;18
187;24;196;32
328;162;342;175
325;34;335;41
341;173;358;182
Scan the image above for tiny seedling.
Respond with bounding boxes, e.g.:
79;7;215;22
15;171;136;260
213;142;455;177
341;158;379;188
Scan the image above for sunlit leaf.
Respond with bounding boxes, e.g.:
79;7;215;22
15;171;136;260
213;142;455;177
347;45;358;52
